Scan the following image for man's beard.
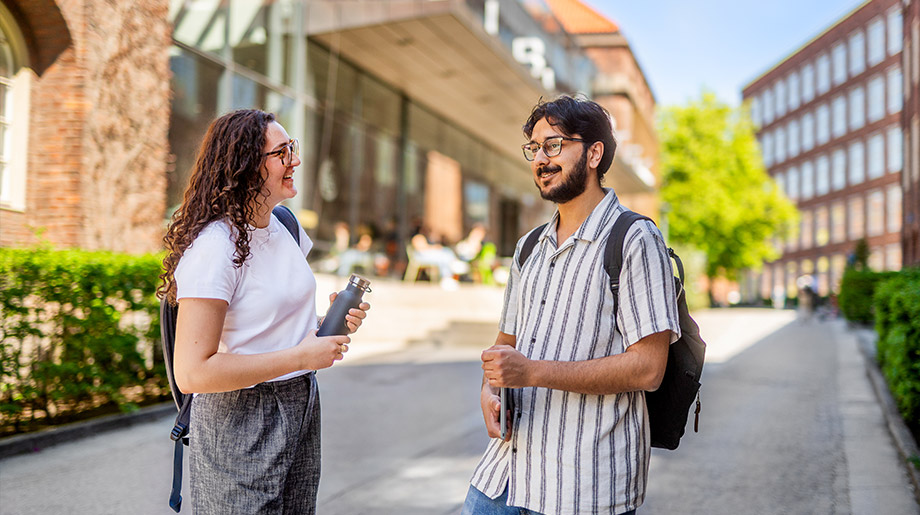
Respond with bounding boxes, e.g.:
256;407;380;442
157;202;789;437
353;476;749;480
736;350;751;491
535;150;589;204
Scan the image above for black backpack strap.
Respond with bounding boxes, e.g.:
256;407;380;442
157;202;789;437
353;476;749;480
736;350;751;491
517;223;548;268
272;204;301;245
168;397;191;512
604;211;653;313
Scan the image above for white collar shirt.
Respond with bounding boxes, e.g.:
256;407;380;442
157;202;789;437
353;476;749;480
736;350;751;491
470;189;680;514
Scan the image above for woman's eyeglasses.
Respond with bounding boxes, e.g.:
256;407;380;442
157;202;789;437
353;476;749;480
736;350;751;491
264;139;300;166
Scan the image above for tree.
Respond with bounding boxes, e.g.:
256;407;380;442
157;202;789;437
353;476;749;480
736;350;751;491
659;92;798;301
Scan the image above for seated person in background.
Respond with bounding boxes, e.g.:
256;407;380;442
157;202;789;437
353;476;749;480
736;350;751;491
455;224;488;263
407;227;467;284
336;227;376;277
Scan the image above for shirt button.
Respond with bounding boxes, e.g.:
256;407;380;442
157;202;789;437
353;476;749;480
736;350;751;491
531;337;536;343
540;300;546;305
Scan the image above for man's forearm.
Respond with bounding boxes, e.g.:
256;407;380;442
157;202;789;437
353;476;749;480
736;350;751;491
522;330;671;395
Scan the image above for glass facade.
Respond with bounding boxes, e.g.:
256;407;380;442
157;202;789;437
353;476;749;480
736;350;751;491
166;0;555;263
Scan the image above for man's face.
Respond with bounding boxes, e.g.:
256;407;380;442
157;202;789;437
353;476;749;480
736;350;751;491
528;118;589;204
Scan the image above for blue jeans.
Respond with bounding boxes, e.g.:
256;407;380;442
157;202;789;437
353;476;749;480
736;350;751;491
461;485;637;515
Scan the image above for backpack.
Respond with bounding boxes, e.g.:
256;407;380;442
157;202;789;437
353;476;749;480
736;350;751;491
517;210;705;450
161;204;302;512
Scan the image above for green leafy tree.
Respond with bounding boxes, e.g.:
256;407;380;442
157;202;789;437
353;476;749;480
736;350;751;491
659;92;798;301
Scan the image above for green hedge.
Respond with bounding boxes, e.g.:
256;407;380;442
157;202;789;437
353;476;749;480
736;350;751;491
838;267;899;324
874;269;920;434
0;247;169;435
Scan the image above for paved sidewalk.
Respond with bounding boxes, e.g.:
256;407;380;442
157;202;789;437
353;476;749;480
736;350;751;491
1;276;918;513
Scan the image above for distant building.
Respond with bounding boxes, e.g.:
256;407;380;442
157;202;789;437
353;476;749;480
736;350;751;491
742;0;908;302
903;0;920;266
539;0;660;219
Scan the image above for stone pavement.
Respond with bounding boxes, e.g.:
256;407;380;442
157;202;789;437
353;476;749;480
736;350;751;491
0;275;917;514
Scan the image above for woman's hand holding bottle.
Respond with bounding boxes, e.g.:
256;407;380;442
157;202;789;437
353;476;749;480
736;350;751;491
298;329;350;370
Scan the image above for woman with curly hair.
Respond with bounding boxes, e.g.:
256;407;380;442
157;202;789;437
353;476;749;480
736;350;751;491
159;109;369;514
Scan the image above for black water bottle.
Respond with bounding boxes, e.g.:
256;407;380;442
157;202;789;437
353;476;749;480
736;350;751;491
317;274;371;336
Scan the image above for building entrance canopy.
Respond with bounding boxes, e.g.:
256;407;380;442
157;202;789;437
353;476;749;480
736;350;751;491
307;0;548;162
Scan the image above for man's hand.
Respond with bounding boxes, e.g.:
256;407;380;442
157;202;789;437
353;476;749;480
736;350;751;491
481;344;531;388
480;384;511;441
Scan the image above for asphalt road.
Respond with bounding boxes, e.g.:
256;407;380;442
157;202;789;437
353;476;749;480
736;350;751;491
1;307;917;514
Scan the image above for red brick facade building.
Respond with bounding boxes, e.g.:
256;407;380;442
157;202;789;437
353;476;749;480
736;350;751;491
903;0;920;266
742;0;909;300
0;0;171;253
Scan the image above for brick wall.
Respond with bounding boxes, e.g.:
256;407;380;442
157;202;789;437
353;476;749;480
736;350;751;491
0;0;170;253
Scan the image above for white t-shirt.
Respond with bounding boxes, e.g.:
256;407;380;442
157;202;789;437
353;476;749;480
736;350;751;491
174;213;317;383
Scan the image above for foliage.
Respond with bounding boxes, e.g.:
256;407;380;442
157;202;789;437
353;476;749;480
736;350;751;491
873;269;920;435
0;247;169;435
658;92;798;283
838;267;899;324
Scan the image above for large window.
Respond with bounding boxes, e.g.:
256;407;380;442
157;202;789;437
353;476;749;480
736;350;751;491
888;125;903;172
848;86;865;130
867;74;885;122
831;201;846;243
761;131;774;167
762;88;775;124
887;66;902;114
801;160;814;199
0;7;29;211
832;42;847;86
787;166;799;200
868;131;885;179
775;79;787;118
867;17;886;66
788;71;800;111
832;95;847;138
816;103;830;144
866;189;885;236
815;205;829;246
832;147;847;191
801;111;815;152
887;184;902;233
816;53;831;94
816;154;830;196
788;119;800;157
801;210;813;249
849;30;866;77
888;8;903;55
801;63;815;103
847;195;865;240
848;139;865;185
775;126;786;164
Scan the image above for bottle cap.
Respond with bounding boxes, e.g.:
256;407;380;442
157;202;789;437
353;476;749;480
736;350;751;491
348;274;372;292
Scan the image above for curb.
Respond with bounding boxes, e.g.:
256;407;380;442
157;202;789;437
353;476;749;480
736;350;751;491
0;402;175;460
852;325;920;506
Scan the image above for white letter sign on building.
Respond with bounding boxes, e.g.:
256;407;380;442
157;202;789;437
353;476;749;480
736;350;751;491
511;36;556;90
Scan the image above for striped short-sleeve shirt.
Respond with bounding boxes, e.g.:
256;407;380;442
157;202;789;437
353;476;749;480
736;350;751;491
470;189;680;515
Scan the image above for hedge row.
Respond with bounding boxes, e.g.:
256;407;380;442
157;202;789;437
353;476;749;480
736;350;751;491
0;248;169;435
873;268;920;435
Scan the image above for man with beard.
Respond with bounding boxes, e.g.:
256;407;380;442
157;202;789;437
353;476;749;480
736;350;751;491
463;95;680;515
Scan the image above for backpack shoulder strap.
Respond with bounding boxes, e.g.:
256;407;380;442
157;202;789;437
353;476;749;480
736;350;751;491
272;204;301;245
517;223;548;268
604;210;653;302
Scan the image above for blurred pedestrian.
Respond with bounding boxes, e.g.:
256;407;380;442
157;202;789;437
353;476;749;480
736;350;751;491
466;96;680;515
158;109;369;514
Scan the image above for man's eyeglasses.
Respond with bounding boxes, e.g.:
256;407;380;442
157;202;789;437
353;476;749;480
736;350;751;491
521;136;585;161
264;139;300;167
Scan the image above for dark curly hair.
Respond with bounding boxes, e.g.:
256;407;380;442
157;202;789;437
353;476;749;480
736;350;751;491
523;95;618;182
158;109;276;304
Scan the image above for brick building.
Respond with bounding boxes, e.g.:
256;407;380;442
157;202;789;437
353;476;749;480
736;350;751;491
0;0;172;253
742;0;908;301
903;0;920;266
541;0;660;219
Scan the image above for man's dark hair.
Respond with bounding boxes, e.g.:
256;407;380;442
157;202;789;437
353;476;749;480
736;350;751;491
523;95;617;181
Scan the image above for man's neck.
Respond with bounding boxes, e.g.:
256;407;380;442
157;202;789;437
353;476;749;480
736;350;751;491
554;182;607;243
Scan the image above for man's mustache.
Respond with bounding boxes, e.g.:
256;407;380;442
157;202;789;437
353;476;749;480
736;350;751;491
537;164;561;176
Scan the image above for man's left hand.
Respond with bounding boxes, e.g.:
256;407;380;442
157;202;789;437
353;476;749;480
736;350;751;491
482;344;531;388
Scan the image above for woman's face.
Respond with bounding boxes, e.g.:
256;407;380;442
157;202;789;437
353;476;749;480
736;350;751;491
260;121;301;207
